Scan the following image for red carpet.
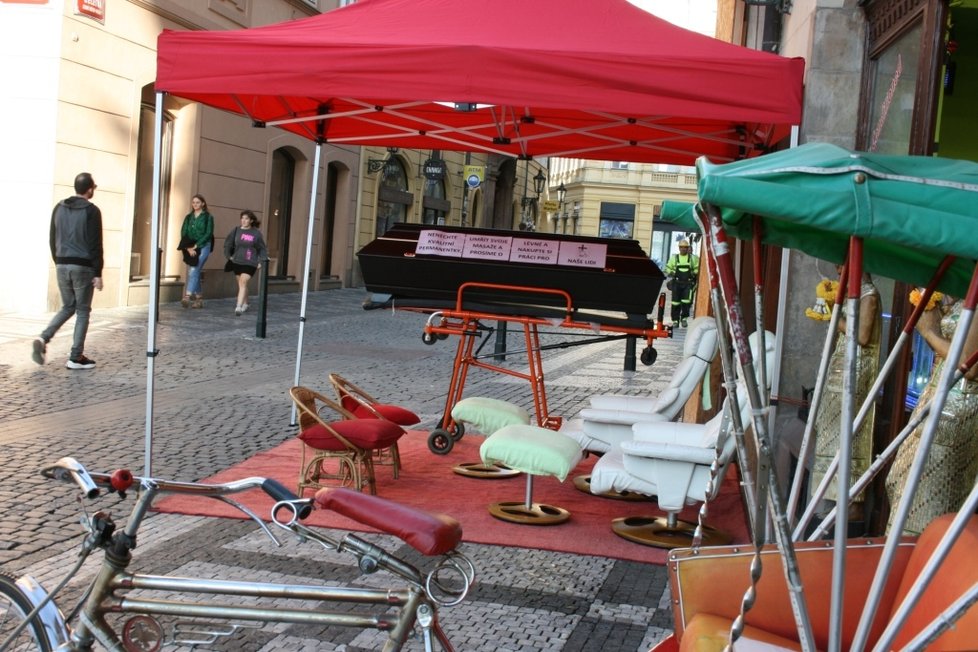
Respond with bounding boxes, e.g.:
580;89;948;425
154;432;749;564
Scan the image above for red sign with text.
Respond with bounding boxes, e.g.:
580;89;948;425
76;0;104;23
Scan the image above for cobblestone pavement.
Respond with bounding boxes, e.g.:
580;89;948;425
0;288;685;651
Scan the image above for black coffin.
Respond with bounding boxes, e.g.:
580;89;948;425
357;224;665;317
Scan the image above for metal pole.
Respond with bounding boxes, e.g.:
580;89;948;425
851;271;978;652
256;257;269;338
623;336;636;371
493;321;508;361
290;142;323;425
144;91;165;477
461;151;471;227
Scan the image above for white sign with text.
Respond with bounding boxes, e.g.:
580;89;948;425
461;233;512;260
416;230;465;256
415;230;606;269
509;237;559;265
558;241;607;268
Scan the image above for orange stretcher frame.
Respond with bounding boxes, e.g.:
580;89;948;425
421;281;671;449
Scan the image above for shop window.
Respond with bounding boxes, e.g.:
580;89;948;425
377;157;411;236
598;202;635;239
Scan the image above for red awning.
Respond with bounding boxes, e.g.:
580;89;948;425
156;0;804;164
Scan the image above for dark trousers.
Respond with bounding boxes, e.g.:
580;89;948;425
670;283;693;323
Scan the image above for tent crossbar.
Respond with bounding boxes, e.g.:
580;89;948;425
263;99;431;128
553;139;734;164
586;108;759;148
326;130;516;158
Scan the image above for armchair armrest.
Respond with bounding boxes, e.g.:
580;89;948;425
621;439;717;465
631;421;707;443
580;407;670;426
589;392;671;412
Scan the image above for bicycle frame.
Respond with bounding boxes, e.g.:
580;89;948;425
8;458;470;652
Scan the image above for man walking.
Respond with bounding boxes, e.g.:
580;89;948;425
664;238;699;328
32;172;104;369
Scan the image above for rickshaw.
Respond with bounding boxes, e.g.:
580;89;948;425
654;142;978;651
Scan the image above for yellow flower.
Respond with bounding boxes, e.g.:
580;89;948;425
909;289;943;311
805;279;837;321
815;279;838;302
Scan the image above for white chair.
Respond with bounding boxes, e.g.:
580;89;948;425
589;330;776;548
560;316;719;456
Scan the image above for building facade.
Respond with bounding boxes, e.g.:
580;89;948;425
547;158;698;269
2;0;560;313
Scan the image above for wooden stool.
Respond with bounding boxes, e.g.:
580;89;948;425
479;424;583;525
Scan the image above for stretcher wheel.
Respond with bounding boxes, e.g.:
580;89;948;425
451;421;465;440
437;332;449;340
640;347;657;366
428;429;454;455
422;332;437;345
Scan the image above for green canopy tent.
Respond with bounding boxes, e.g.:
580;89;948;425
696;141;978;297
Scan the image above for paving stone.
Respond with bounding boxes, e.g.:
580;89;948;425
0;288;694;649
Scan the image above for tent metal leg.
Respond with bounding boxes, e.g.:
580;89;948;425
291;142;324;425
144;91;166;477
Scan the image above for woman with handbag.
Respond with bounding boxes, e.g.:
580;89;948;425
179;194;214;309
223;209;268;316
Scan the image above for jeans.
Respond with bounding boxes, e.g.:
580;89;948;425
186;242;212;295
42;264;95;360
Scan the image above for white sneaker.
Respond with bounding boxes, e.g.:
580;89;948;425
66;355;96;370
240;303;249;314
234;306;242;316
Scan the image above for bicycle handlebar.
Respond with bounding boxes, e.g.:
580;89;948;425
41;457;311;520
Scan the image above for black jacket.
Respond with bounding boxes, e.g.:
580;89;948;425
50;196;104;276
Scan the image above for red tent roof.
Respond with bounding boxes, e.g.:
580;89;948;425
156;0;804;164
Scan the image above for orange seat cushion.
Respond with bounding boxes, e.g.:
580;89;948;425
681;613;802;652
299;419;404;451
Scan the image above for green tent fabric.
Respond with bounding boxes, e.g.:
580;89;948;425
659;200;699;232
695;142;978;297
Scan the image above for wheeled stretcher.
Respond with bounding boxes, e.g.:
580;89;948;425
420;281;671;454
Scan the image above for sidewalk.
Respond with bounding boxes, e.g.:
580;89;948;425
0;288;685;651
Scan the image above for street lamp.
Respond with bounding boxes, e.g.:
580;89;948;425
519;165;547;231
533;169;546;197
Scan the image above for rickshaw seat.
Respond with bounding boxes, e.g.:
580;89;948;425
669;513;978;651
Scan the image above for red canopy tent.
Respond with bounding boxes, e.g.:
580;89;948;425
155;0;804;165
140;0;805;470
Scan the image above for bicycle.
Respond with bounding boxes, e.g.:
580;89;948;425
0;457;475;651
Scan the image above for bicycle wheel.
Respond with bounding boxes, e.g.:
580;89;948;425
0;573;56;651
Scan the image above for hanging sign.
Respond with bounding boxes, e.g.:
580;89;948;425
464;165;484;190
75;0;105;23
423;158;447;180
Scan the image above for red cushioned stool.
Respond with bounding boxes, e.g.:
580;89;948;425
290;386;405;496
329;373;420;479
